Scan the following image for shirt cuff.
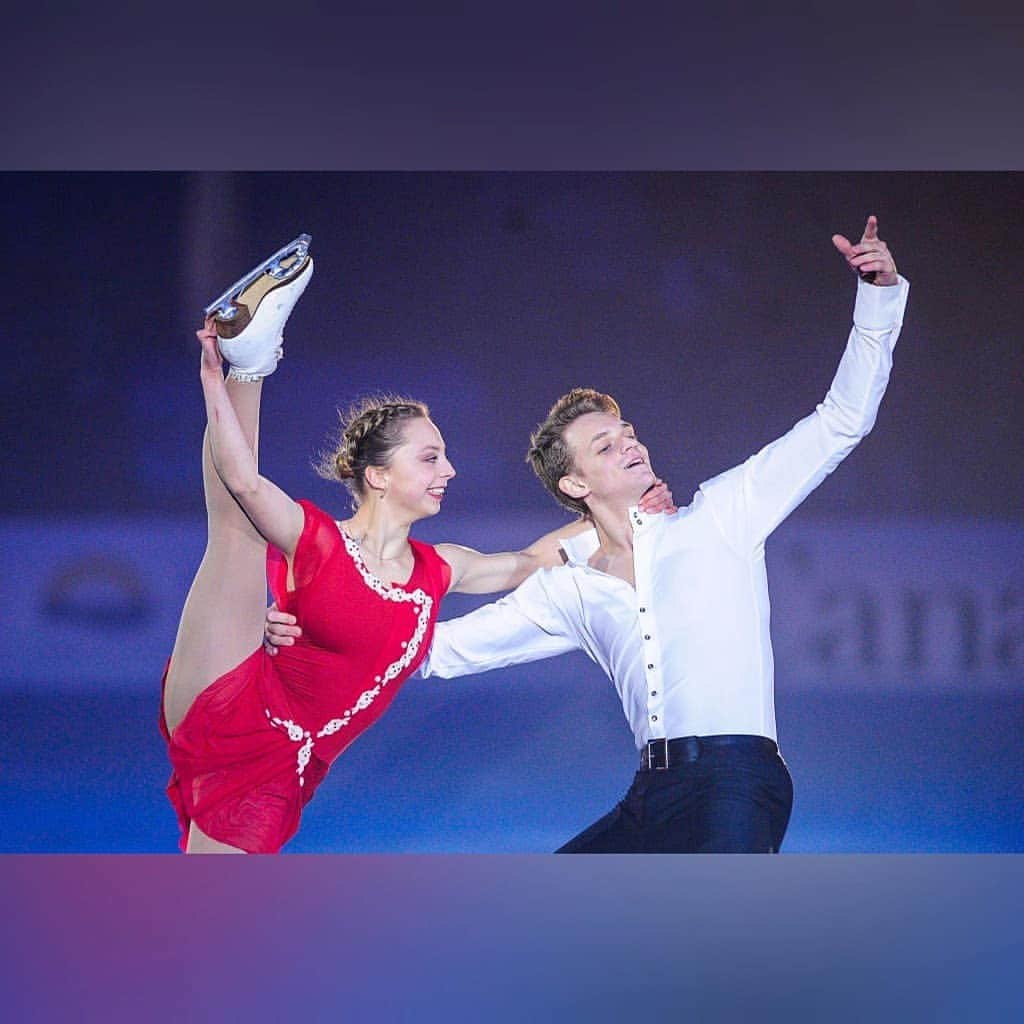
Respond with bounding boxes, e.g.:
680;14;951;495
853;274;910;331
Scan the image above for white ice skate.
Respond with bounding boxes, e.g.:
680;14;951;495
204;233;314;381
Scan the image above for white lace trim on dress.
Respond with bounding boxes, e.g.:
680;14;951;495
265;528;432;786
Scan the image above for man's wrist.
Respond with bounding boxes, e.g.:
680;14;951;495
853;273;909;329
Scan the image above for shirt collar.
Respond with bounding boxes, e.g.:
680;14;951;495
558;507;656;566
559;527;599;566
627;504;656;533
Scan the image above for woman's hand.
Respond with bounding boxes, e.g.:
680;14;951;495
196;317;224;377
638;478;678;515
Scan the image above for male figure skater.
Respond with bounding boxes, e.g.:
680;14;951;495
268;216;907;853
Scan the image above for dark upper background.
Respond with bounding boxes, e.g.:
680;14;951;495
3;171;1020;523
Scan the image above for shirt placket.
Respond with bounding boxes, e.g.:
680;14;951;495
630;508;665;742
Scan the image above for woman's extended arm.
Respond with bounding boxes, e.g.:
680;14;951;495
435;479;677;595
197;320;304;558
435;521;586;595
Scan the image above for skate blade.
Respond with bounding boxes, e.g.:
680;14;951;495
203;233;312;321
213;253;313;340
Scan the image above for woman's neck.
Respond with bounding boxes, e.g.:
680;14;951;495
342;506;412;562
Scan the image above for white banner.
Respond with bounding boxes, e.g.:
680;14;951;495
2;515;1021;692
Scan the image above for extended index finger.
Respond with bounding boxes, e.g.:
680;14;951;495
861;215;879;242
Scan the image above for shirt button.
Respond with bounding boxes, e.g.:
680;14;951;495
644;634;651;640
647;663;654;670
651;714;658;721
651;690;657;696
639;607;646;613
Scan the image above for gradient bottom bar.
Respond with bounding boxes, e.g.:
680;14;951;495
2;855;1022;1022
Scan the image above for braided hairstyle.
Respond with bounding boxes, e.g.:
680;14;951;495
316;394;430;505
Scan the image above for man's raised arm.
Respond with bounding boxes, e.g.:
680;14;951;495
700;215;910;554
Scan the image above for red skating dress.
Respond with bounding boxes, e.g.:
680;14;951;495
159;499;451;853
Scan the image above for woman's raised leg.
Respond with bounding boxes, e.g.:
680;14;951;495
163;375;269;738
163;249;313;854
164;249;313;739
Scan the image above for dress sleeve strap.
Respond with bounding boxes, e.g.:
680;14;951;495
267;499;341;604
411;539;452;598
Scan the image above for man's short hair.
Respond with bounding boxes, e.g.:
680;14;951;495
526;387;621;516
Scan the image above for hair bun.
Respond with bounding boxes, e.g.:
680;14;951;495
334;440;358;479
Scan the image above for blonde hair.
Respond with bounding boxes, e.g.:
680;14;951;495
526;387;620;516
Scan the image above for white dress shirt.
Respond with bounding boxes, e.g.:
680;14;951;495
421;278;910;749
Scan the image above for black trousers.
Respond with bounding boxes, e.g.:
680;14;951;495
556;735;794;854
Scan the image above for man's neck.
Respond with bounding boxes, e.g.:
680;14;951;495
587;501;638;556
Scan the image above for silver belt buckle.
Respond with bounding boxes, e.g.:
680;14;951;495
645;736;669;771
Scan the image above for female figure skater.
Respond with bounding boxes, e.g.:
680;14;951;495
160;239;673;853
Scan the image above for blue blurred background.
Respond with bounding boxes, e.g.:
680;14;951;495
2;171;1021;852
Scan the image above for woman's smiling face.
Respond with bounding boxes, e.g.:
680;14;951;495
380;416;457;519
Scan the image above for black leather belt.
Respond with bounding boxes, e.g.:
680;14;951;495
639;734;778;771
